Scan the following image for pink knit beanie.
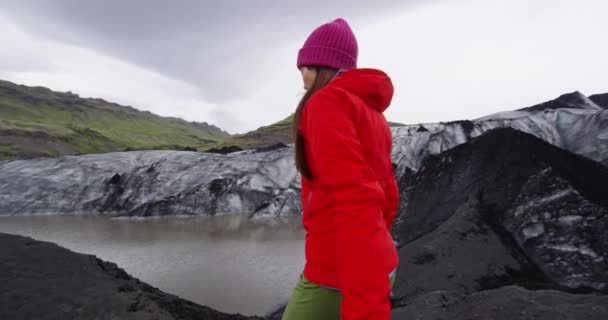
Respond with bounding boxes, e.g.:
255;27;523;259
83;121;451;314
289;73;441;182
297;18;358;70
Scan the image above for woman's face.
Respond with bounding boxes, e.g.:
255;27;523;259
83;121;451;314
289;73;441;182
300;66;317;90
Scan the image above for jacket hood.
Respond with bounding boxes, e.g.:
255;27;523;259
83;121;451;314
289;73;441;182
329;68;394;113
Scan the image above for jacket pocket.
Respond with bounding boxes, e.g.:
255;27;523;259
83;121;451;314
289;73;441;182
368;224;399;278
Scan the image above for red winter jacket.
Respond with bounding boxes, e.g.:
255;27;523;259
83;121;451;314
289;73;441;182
298;68;400;320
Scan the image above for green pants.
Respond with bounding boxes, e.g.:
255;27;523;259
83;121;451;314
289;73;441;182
281;270;396;320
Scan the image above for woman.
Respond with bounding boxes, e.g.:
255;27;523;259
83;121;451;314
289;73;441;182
282;18;400;320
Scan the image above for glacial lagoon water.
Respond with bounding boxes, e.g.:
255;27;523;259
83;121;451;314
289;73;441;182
0;214;306;316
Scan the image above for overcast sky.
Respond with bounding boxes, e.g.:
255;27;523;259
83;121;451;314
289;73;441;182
1;0;607;134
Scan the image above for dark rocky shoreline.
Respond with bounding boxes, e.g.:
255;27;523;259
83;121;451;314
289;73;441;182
0;232;263;320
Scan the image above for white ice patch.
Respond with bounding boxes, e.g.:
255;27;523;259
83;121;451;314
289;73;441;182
521;223;545;240
558;215;583;226
260;157;298;188
225;193;243;212
247;174;270;191
513;189;576;217
547;244;599;258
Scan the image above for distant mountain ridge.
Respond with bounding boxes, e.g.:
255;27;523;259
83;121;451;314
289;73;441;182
0;79;230;159
211;115;294;151
517;91;602;112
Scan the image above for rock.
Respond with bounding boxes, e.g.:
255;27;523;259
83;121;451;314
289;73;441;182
388;127;607;318
0;233;261;320
391;286;608;320
390;196;541;307
206;146;244;154
589;93;608;109
394;128;608;294
502;168;608;291
263;305;286;320
416;125;428;132
253;143;289;153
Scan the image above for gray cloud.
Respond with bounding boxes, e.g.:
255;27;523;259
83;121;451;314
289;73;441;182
0;0;421;102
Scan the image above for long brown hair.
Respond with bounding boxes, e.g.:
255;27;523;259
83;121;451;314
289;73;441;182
292;66;338;181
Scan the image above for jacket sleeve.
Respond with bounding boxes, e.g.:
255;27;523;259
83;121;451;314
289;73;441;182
305;91;392;320
382;160;399;232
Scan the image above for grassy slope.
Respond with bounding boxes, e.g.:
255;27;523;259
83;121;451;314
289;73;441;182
206;114;294;151
0;80;230;159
